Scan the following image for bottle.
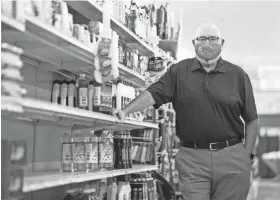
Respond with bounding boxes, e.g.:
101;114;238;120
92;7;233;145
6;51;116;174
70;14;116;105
68;80;76;107
73;132;86;172
127;131;133;168
120;132;126;169
113;131;122;169
111;179;118;200
88;81;94;111
99;130;114;171
52;80;61;104
63;188;76;200
60;133;74;172
99;178;107;200
93;81;102;112
85;131;98;172
61;80;68;106
77;74;89;110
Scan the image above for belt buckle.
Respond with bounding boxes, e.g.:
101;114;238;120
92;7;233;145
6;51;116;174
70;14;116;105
209;142;219;151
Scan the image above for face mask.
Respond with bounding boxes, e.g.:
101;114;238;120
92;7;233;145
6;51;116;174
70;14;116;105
195;43;222;62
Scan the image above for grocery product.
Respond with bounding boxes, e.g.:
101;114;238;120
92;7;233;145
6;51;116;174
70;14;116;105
77;74;89;110
60;133;74;172
99;178;107;200
61;80;68;106
52;80;61;104
85;131;99;172
88;81;94;111
99;130;114;171
73;132;86;172
68;80;77;107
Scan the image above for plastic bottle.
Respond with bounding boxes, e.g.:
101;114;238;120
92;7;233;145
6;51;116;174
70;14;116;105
60;133;74;172
127;131;132;168
93;81;102;112
61;80;68;106
111;180;118;200
120;132;126;169
99;178;107;200
68;80;76;107
52;80;61;104
63;188;76;200
113;131;122;169
88;81;94;111
77;74;89;110
90;131;99;172
73;132;86;172
99;130;114;171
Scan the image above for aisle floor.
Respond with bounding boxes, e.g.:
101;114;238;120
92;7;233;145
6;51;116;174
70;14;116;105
247;178;280;200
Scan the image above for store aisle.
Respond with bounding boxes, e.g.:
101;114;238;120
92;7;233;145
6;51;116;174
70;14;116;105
247;178;280;200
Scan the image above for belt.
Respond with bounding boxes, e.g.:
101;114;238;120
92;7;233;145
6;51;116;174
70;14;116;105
180;138;242;150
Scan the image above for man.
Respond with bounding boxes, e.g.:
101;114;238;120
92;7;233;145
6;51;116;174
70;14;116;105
114;23;259;200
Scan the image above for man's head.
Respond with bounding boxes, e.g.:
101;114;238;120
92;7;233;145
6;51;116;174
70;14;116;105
192;23;225;65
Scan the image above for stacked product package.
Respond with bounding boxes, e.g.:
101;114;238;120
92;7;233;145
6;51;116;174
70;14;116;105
1;43;26;113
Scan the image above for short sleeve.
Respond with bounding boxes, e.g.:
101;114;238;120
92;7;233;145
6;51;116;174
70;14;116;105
241;72;258;121
146;66;176;109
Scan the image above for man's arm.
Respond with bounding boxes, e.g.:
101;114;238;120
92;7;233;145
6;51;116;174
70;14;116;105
244;118;259;153
123;90;155;115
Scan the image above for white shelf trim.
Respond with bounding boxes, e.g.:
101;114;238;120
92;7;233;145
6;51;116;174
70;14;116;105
1;14;25;32
23;165;157;192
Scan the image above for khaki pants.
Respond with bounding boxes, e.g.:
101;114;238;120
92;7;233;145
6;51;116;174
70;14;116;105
175;143;251;200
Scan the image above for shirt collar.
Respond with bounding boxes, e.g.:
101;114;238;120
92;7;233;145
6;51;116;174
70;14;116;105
191;57;226;73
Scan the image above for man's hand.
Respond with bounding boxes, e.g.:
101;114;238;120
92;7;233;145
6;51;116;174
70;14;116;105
113;109;127;122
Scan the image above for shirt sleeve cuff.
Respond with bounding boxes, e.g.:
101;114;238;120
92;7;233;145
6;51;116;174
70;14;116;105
243;113;259;122
146;88;164;109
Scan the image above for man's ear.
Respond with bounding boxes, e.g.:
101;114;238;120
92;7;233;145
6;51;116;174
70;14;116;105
192;39;196;47
221;39;225;47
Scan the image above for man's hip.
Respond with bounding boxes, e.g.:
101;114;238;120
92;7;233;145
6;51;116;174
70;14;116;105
175;142;251;200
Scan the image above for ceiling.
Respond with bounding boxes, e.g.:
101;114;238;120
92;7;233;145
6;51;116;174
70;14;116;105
166;1;280;69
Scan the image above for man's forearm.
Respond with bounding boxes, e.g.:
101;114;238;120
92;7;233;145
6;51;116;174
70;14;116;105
123;90;155;115
244;118;259;153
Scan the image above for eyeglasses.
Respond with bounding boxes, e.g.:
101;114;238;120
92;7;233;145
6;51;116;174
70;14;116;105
195;36;220;43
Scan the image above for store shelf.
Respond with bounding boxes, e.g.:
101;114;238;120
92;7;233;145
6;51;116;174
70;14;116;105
118;63;145;87
1;97;158;130
1;14;25;32
66;0;156;56
23;164;157;192
2;15;147;87
2;15;95;68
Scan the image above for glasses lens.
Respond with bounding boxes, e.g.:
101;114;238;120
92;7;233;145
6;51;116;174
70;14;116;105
197;37;207;43
209;37;219;43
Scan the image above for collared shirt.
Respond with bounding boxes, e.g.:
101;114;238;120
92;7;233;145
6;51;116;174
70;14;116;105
146;57;258;143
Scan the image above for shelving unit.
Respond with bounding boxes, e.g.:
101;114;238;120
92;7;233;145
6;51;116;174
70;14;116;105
24;165;157;192
2;96;158;130
65;0;158;56
1;1;162;198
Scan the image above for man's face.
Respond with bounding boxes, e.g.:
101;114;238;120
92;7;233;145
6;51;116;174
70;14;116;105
193;24;225;63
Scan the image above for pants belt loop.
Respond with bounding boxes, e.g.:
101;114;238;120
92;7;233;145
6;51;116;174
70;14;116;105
226;140;229;147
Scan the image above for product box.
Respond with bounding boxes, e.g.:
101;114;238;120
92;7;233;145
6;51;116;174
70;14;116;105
1;166;24;199
1;140;27;167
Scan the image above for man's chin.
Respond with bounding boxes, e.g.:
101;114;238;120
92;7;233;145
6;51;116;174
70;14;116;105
196;55;220;65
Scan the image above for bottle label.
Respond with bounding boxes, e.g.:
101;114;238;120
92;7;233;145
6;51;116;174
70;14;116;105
94;87;101;106
99;139;113;164
62;143;72;163
79;88;88;107
73;140;85;163
85;142;98;164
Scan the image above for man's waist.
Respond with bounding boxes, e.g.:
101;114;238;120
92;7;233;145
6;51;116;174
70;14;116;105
180;138;243;150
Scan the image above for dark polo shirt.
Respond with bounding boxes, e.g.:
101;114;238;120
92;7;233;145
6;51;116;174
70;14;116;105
146;57;258;143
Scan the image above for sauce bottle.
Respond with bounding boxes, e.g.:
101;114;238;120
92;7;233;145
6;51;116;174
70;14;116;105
88;81;94;111
77;74;89;110
113;131;122;169
61;80;68;106
127;131;133;168
68;80;76;107
52;80;61;104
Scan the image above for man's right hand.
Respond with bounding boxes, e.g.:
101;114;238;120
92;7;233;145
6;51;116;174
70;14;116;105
113;109;127;122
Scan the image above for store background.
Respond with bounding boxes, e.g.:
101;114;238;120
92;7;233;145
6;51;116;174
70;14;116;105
1;0;280;200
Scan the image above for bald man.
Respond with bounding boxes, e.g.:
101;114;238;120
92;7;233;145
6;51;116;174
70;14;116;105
114;23;259;200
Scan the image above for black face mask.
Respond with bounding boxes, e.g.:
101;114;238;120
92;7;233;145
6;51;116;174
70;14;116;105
195;42;222;61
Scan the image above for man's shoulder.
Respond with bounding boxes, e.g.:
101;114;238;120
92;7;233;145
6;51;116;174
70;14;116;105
169;58;196;71
222;59;247;75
